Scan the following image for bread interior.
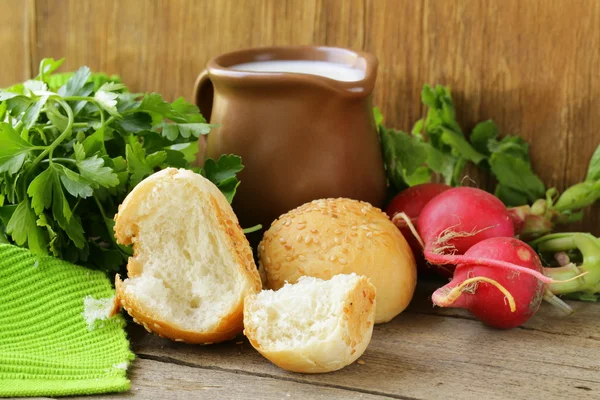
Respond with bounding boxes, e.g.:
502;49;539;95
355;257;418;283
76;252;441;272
246;274;359;350
121;178;242;332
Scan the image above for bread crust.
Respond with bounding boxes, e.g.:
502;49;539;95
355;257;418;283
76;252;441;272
115;274;245;343
243;275;376;373
114;168;261;344
258;198;416;324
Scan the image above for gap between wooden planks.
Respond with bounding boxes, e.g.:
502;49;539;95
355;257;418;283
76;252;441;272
41;281;600;400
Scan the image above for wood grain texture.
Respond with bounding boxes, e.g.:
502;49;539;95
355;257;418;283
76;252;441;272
2;0;600;234
109;284;600;400
59;358;387;400
0;0;31;87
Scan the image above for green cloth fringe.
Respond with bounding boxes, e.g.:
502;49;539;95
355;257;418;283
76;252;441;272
0;244;134;397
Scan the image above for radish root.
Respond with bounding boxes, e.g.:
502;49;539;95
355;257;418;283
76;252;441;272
424;249;589;285
433;223;499;250
392;212;425;249
433;276;517;312
542;288;574;315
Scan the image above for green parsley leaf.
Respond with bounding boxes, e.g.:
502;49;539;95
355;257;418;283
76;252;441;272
0;91;21;101
94;82;126;117
146;151;168;169
73;142;85;161
162;124;179;141
5;96;32;116
45;102;69;132
203;154;244;184
201;155;244;203
178;123;211;138
55;164;94;198
0;122;34;175
6;199;48;254
22;95;50;129
162;150;188;168
169;142;199;163
62;213;86;249
58;66;92;97
136;93;171;116
36;213;59;256
76;156;120;188
38;58;65;81
23;80;50;96
0;205;17;228
126;142;153;188
168;97;206;123
117;113;152;133
28;167;55;214
95;91;120;117
26;164;88;249
82;127;107;156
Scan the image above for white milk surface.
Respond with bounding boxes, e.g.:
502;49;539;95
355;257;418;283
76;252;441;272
230;60;365;82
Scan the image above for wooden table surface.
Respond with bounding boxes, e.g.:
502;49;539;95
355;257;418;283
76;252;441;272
25;282;600;400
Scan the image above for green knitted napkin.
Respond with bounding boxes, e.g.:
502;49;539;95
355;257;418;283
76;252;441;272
0;244;134;397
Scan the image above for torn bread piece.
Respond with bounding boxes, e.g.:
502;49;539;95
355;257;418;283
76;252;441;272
114;168;261;344
243;273;376;373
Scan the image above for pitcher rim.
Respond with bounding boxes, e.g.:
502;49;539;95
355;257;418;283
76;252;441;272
204;45;378;96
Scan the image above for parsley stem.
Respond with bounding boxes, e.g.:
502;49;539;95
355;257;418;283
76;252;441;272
40;157;76;164
42;122;87;131
29;99;74;172
93;193;132;259
104;116;116;127
64;96;105;126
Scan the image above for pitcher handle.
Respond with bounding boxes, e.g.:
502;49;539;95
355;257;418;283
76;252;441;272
193;69;214;122
192;69;214;166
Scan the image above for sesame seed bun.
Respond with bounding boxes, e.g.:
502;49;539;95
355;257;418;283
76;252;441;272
258;198;417;324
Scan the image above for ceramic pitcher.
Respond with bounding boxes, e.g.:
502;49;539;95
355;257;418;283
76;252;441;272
193;45;387;236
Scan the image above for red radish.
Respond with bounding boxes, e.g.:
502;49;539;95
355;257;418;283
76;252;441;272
418;187;515;257
431;237;545;329
385;183;453;278
416;187;564;284
385;183;451;277
416;186;533;277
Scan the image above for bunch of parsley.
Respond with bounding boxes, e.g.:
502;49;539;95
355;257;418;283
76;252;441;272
0;58;243;272
378;84;600;238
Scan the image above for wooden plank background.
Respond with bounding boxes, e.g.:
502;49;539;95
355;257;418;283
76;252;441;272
1;0;599;234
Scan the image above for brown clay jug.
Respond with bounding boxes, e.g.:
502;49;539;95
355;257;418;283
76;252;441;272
194;46;387;241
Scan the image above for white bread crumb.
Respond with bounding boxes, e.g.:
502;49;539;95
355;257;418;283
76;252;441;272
82;295;115;330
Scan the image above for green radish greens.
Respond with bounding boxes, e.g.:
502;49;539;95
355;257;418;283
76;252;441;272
378;84;600;240
0;58;243;272
378;84;600;305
